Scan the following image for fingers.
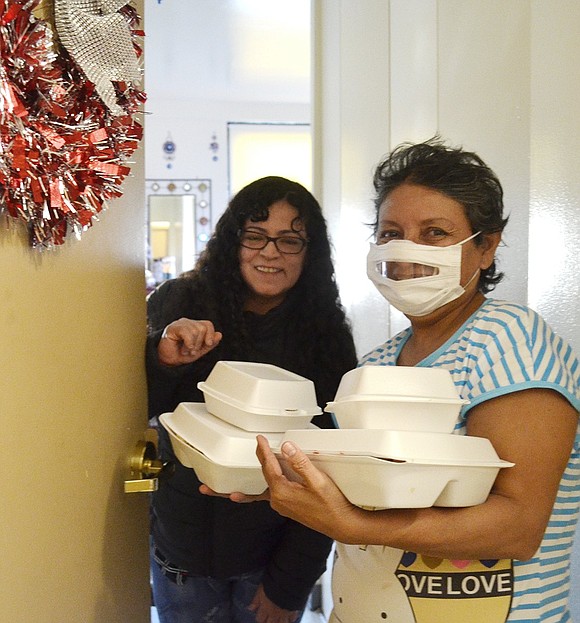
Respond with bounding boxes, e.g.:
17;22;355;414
248;584;299;623
229;490;271;503
256;436;319;490
278;441;328;490
198;484;231;499
256;434;284;482
165;318;221;351
157;318;223;365
199;483;270;503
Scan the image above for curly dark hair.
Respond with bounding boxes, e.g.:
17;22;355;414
372;138;509;293
153;176;357;412
196;175;340;312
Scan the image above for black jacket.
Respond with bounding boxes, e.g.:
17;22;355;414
146;278;357;610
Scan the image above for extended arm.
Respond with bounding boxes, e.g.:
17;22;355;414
258;388;578;560
146;280;223;418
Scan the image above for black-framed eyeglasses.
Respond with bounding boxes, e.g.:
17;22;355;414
238;230;309;254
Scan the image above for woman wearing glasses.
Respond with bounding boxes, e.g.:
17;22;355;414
146;176;357;623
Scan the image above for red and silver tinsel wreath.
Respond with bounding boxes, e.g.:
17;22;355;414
0;0;146;248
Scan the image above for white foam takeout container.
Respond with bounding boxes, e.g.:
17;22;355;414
198;361;321;432
159;402;284;494
325;366;469;433
277;428;514;509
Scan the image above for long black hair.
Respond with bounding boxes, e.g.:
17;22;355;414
151;176;357;412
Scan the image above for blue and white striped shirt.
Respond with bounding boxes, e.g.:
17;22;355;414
348;299;580;622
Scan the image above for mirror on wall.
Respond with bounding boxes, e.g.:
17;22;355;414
146;179;212;290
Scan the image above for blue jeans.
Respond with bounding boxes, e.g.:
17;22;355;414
151;542;304;623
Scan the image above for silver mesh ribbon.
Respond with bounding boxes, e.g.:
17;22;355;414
54;0;142;115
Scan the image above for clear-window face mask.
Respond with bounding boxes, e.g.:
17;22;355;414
376;261;439;280
367;232;481;317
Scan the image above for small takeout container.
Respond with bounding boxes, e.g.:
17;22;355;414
159;403;284;494
198;361;321;432
325;366;469;432
277;428;513;509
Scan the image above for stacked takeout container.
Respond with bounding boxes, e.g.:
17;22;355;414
159;361;322;494
160;362;514;508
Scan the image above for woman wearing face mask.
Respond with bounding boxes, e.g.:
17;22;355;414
243;140;580;622
146;176;357;623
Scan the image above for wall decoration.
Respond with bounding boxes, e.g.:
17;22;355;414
0;0;146;249
209;132;219;161
163;133;175;169
54;0;142;117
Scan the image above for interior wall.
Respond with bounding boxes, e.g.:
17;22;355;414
313;0;392;358
316;0;535;353
529;0;580;347
143;0;311;224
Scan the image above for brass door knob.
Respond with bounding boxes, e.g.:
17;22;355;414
124;428;174;493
